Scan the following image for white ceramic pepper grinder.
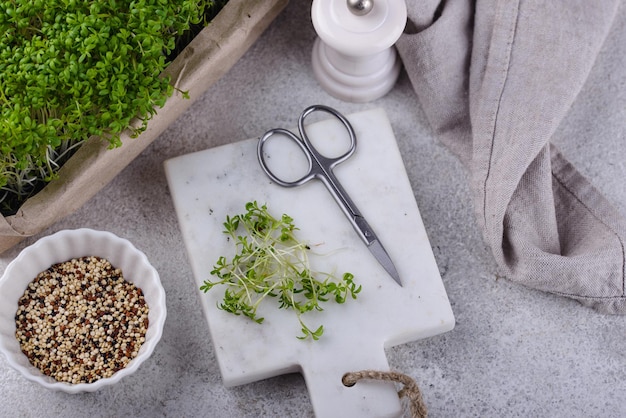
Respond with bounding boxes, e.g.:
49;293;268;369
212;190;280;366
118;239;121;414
311;0;407;102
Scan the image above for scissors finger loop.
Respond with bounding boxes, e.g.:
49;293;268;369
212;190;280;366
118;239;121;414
299;105;357;166
257;128;314;187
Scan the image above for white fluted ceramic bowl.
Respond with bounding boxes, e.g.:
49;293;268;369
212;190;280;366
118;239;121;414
0;228;166;393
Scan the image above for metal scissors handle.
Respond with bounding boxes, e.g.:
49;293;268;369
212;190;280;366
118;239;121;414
257;105;401;286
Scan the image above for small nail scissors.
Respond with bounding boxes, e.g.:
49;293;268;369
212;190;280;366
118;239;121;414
257;105;401;286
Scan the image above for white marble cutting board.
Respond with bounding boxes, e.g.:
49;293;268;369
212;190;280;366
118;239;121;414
164;108;455;418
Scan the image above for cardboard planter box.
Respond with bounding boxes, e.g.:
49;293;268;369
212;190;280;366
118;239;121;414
0;0;288;253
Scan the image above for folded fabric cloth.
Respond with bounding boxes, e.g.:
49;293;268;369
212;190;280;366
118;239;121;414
396;0;626;314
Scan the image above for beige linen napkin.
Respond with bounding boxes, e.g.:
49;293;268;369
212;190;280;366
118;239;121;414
396;0;626;314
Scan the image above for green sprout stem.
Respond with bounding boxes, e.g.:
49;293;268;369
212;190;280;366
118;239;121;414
201;201;362;341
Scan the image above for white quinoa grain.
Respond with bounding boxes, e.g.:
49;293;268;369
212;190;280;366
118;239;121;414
15;256;149;384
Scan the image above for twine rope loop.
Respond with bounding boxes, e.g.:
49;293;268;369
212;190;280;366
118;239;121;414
342;370;428;418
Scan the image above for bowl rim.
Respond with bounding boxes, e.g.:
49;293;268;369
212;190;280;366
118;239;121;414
0;228;166;393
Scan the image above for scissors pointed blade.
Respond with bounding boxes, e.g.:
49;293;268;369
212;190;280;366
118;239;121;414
368;240;402;286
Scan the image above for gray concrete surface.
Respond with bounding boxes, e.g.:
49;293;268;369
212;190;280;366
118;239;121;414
1;1;625;417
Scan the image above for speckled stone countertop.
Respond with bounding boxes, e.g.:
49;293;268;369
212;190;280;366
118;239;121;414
1;1;625;417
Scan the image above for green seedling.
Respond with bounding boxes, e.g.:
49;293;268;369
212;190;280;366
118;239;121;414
201;201;362;341
0;0;221;214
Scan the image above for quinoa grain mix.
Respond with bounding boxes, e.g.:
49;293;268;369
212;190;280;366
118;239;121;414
14;256;149;384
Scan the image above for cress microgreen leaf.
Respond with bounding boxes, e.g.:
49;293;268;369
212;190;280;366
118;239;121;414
0;0;227;215
201;201;362;341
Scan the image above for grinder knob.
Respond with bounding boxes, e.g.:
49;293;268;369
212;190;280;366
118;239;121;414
311;0;407;102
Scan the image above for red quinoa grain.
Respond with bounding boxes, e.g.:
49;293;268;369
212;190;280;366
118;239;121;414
14;256;149;384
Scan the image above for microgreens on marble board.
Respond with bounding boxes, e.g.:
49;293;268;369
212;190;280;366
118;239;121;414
201;201;362;341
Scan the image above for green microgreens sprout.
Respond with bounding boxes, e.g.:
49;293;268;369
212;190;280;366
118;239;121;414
0;0;225;216
201;201;362;341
